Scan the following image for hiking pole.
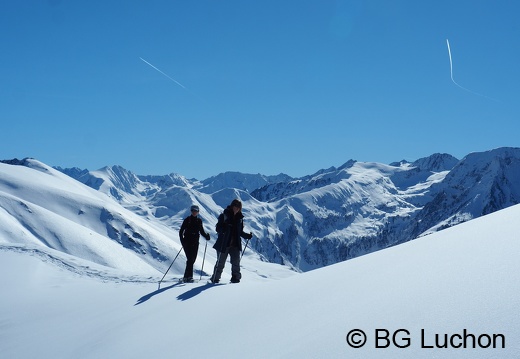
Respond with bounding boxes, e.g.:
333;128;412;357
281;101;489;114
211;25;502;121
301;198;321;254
158;246;183;288
240;234;253;260
199;240;208;281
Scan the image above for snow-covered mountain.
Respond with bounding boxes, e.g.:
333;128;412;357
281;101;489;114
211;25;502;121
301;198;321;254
3;147;520;273
0;159;290;282
197;171;293;194
409;148;520;236
0;159;174;275
49;147;520;271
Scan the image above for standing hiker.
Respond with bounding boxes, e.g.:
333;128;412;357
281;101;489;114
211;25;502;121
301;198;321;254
210;199;253;283
179;205;210;283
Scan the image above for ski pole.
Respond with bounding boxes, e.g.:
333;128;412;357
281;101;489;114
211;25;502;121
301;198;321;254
158;246;183;287
199;240;208;281
240;234;252;260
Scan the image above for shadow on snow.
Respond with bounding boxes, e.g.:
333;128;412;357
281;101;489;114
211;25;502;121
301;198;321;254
134;280;224;305
176;282;224;301
134;282;183;305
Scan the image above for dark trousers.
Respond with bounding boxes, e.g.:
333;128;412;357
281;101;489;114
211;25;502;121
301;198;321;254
181;239;199;279
212;246;241;281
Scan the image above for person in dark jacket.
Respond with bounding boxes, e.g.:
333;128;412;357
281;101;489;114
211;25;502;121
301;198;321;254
210;199;252;283
179;205;210;283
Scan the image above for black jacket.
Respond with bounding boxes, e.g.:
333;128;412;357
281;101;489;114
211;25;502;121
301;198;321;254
179;215;209;244
213;206;252;252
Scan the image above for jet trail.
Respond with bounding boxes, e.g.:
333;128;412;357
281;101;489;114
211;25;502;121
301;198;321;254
446;39;476;93
446;39;463;89
446;39;497;101
139;57;186;89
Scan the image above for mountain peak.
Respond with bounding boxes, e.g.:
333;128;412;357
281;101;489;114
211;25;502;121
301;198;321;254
411;153;459;172
197;171;293;194
1;157;33;166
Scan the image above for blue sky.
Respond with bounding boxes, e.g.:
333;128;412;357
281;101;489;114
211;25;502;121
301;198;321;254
2;1;519;180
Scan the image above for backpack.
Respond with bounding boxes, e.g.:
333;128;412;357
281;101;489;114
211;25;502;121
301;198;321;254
215;212;227;234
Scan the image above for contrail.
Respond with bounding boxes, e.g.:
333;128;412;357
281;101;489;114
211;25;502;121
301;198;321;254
139;57;186;89
446;39;463;89
446;39;497;101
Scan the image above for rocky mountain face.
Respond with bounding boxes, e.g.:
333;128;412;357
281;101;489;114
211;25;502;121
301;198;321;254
405;148;520;237
51;147;520;271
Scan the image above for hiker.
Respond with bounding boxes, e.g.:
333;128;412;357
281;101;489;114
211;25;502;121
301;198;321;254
210;199;253;283
178;205;210;283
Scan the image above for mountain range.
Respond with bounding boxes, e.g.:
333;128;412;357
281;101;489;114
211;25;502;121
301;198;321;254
2;146;519;273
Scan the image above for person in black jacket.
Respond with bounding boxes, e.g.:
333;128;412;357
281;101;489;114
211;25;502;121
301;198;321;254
179;205;210;283
210;199;252;283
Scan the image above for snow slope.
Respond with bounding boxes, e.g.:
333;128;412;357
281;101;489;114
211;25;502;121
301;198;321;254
1;203;519;358
0;159;293;282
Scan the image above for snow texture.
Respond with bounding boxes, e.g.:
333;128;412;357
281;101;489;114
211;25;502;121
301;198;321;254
1;203;519;358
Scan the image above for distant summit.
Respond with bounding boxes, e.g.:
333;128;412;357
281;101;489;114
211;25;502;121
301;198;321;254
411;153;459;172
197;171;293;194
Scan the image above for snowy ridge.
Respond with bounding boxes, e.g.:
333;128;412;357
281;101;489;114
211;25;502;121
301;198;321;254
0;160;176;274
409;148;520;237
197;171;293;194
